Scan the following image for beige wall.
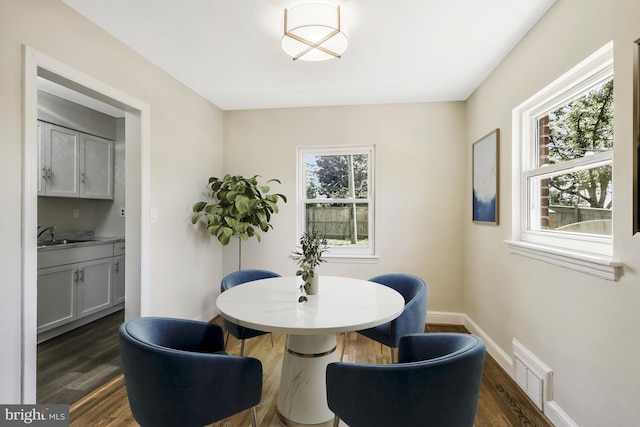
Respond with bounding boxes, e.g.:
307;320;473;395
223;102;467;313
465;0;640;425
0;0;224;402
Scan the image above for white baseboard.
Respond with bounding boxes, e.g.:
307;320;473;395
426;311;465;325
428;311;578;427
428;311;514;374
462;314;514;375
545;401;578;427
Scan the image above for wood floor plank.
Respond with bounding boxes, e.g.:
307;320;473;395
37;310;124;404
64;318;553;427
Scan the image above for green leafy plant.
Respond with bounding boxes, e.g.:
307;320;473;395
191;174;287;269
292;230;328;302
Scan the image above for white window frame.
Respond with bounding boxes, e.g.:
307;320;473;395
506;41;623;280
297;145;376;259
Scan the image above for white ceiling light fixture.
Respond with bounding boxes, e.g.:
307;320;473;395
281;3;348;61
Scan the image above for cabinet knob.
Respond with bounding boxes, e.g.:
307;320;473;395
114;261;119;273
81;172;86;184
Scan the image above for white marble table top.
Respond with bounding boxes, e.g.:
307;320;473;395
216;275;405;335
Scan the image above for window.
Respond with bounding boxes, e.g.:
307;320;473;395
298;145;375;257
525;77;613;248
509;42;622;280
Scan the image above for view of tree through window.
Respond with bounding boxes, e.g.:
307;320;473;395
532;79;613;236
307;154;368;199
302;151;372;249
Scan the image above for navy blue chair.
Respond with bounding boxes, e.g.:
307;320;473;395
327;333;486;427
356;273;428;362
118;317;262;427
221;269;281;355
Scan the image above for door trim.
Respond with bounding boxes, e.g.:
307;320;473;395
22;45;151;403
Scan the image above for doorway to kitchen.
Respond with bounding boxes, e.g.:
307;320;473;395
35;75;127;403
22;46;150;404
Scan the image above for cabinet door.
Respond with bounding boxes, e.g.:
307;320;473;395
37;121;48;196
80;134;114;199
37;264;77;333
47;124;80;197
112;255;125;304
77;258;113;318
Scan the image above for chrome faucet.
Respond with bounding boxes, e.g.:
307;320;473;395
37;225;56;241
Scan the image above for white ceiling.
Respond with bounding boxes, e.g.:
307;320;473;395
61;0;556;111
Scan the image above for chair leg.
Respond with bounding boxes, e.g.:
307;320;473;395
249;406;258;427
240;339;246;357
333;415;340;427
224;331;229;350
270;332;274;347
340;333;347;361
389;346;395;364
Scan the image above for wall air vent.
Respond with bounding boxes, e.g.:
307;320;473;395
513;339;553;410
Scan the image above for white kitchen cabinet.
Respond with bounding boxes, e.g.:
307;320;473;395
37;121;46;195
77;258;113;318
38;122;81;197
37;121;114;200
112;242;125;305
80;133;114;199
37;264;77;333
37;241;119;337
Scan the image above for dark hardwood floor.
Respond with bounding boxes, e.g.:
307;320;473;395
68;319;553;427
37;310;124;404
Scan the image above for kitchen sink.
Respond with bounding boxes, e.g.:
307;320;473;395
38;239;93;247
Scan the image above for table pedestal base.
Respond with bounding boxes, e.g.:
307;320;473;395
277;334;338;426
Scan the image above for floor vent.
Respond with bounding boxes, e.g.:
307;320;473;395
512;339;553;410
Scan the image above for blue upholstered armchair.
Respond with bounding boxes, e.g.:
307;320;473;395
356;273;428;362
327;333;486;427
118;317;262;427
221;269;280;355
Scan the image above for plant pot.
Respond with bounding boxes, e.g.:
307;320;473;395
307;274;319;295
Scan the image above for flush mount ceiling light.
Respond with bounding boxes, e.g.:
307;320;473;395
281;3;349;61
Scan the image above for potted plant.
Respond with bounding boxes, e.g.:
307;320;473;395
292;230;328;302
191;174;287;270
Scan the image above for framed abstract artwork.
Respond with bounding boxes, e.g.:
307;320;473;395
472;129;500;224
634;38;640;234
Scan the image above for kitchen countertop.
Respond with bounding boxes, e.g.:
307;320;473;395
37;236;124;251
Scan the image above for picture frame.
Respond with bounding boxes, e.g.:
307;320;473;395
634;38;640;234
472;129;500;224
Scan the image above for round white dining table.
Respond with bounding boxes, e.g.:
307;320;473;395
216;275;405;427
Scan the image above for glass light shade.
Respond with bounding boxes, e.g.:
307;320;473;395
281;3;349;61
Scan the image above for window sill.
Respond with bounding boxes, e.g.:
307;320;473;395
324;254;380;263
289;254;380;264
504;240;623;281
